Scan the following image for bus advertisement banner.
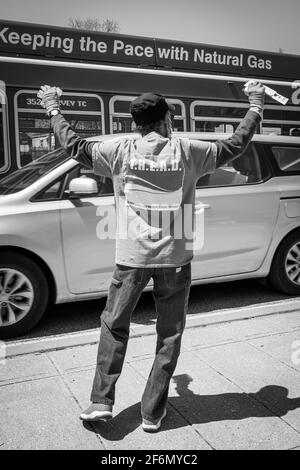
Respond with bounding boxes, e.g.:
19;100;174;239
154;39;300;80
1;20;300;80
0;20;156;67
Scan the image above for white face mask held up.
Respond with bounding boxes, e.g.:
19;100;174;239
244;80;289;105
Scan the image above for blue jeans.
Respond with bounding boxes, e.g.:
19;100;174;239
90;263;191;421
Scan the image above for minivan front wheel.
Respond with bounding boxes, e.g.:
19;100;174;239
0;253;49;339
269;231;300;295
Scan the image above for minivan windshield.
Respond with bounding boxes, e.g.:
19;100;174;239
0;148;69;195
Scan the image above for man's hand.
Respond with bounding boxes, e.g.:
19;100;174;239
243;80;265;113
37;85;63;116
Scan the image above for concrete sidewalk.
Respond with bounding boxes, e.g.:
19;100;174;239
1;310;300;450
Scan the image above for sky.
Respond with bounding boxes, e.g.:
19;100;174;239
1;0;300;55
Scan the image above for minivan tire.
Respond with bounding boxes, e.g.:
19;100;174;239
268;231;300;296
0;252;49;339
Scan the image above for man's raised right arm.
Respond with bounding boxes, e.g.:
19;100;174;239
51;112;94;169
38;85;113;177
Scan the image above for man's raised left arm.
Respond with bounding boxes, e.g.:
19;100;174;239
191;81;265;177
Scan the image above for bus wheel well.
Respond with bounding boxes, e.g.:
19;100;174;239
0;246;57;305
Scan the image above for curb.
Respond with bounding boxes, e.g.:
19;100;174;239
4;298;300;358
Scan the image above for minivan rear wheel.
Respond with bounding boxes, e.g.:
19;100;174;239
0;253;49;339
269;231;300;296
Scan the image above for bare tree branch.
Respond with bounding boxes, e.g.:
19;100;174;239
68;17;120;33
101;19;120;33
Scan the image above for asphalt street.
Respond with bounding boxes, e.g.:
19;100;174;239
6;278;293;342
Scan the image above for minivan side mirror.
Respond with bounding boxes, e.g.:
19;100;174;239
68;176;98;198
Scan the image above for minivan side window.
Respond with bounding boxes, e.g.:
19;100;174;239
33;176;66;201
197;144;263;188
34;167;114;202
272;147;300;173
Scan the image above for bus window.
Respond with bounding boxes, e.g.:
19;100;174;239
194;121;239;133
261;105;300;136
214;124;234;133
109;96;186;134
110;96;137;134
191;101;248;132
261;126;282;136
191;101;300;136
0;88;9;175
14;91;104;167
262;124;300;136
168;99;186;132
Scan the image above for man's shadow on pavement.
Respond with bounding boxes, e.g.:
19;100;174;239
83;374;300;441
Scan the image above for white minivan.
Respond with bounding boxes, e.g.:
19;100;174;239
0;133;299;338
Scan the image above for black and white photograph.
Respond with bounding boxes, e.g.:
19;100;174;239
0;0;300;454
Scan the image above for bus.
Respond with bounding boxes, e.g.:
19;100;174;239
0;19;300;178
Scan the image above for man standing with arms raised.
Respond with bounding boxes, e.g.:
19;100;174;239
38;82;265;432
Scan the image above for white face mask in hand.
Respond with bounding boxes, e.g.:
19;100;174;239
244;80;288;106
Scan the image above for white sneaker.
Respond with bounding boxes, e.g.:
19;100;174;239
142;409;167;432
80;403;113;422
